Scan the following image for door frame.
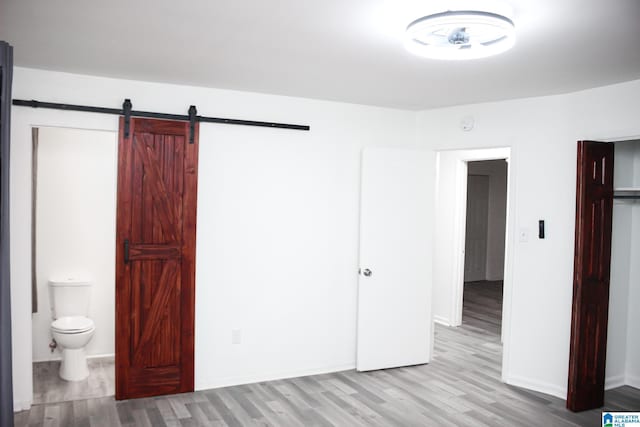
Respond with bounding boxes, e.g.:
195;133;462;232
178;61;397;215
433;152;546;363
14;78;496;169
25;124;118;409
436;148;512;325
567;133;640;409
434;147;513;377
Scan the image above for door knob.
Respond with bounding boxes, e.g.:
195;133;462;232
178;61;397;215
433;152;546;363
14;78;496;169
362;268;372;277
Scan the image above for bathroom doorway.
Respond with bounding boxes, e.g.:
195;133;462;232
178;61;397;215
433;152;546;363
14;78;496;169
31;126;117;403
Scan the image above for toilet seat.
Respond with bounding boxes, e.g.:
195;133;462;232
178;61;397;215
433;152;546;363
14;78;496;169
51;316;94;334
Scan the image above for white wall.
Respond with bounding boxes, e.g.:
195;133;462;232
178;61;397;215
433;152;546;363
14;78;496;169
10;67;420;410
421;79;640;399
33;127;116;362
607;142;635;388
467;160;508;281
608;140;640;389
628;217;640;387
624;142;640;387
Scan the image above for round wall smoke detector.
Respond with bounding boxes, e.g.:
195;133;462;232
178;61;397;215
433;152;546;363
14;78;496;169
460;116;475;131
405;10;516;60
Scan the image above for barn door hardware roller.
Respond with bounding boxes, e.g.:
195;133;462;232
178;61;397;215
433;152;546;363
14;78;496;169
188;105;197;144
123;99;197;142
123;99;132;138
12;98;311;134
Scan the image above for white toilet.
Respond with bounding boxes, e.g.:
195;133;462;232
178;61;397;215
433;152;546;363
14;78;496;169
49;278;95;381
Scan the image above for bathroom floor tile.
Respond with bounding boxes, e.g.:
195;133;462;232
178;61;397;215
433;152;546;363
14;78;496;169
33;356;114;404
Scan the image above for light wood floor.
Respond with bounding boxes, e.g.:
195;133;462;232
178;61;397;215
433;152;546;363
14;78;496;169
33;356;114;404
16;280;640;426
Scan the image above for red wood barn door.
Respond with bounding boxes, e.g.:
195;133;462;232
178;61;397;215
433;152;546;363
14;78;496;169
116;117;198;400
567;140;614;412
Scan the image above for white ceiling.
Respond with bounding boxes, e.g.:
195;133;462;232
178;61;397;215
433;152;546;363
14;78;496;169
1;0;639;110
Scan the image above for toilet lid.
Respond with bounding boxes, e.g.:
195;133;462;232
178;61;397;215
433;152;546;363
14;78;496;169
51;316;94;333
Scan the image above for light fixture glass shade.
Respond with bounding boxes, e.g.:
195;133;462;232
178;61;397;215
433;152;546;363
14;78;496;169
405;10;515;60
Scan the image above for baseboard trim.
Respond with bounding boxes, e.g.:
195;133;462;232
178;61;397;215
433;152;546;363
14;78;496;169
32;352;115;363
14;399;32;412
505;373;638;399
626;374;640;389
605;374;626;390
505;375;566;400
87;353;115;361
195;363;356;391
433;315;450;326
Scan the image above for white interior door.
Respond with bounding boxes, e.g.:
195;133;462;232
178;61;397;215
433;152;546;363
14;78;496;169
464;174;489;282
356;148;432;372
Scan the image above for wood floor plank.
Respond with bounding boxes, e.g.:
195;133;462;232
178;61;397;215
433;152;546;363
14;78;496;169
130;408;153;427
194;401;226;426
144;407;168;427
241;391;291;427
217;388;268;426
168;396;192;420
206;391;244;427
264;399;305;427
320;389;387;427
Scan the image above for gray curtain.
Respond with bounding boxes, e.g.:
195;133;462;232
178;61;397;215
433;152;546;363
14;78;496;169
1;40;15;426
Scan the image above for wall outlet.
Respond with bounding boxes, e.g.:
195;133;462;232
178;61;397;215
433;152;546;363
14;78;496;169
232;329;242;344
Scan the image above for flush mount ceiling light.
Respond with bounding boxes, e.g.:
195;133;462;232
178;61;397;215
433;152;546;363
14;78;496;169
405;10;515;60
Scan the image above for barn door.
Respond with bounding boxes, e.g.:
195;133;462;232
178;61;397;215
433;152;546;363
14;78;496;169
115;117;198;400
567;140;614;412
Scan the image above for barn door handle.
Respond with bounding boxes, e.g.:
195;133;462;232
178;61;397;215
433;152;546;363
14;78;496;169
124;239;130;264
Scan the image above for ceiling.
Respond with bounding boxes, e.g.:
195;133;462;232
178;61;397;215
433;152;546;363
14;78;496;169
1;0;639;110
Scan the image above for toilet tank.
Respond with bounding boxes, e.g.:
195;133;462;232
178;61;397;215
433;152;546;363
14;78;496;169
48;278;91;319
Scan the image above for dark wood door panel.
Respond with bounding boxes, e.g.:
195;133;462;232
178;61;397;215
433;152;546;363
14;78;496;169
567;140;614;412
128;244;181;260
134;119;189;135
128;366;182;396
116;117;198;400
130;133;183;244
